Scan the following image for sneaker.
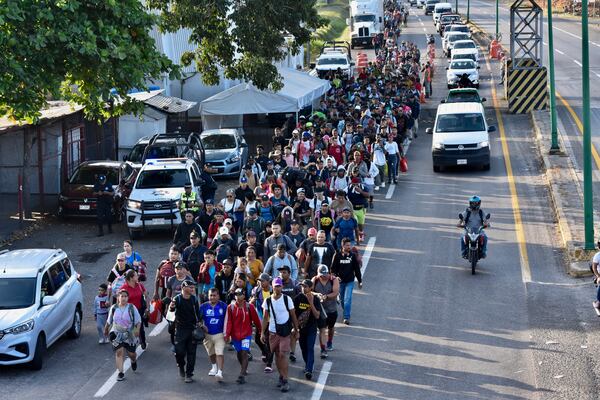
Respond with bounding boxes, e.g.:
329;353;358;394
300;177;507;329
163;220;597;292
216;370;223;381
320;349;328;359
248;351;253;361
594;301;600;309
281;380;290;392
179;366;185;379
131;361;137;372
289;352;296;362
326;343;334;351
343;319;350;325
305;371;313;380
481;252;487;259
374;186;380;191
99;339;105;344
185;376;193;383
117;372;125;381
170;344;176;354
393;180;398;184
381;182;386;188
261;355;268;363
264;366;273;373
369;203;374;209
208;365;218;376
141;342;147;350
277;375;284;387
236;375;246;384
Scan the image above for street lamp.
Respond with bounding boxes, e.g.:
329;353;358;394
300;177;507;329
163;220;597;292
582;0;595;249
547;0;559;153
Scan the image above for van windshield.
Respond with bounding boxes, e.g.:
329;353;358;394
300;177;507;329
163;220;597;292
0;278;37;309
354;15;376;22
135;170;191;189
436;113;486;132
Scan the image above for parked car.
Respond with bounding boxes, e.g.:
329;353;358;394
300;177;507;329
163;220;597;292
58;161;136;221
441;88;486;104
124;132;205;170
0;249;83;370
126;158;203;239
446;59;480;88
200;129;249;178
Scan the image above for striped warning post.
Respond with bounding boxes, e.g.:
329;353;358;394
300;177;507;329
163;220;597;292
506;58;548;114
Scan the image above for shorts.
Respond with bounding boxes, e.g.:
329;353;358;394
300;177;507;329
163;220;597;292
269;332;291;353
203;333;226;356
353;208;366;225
231;335;252;352
112;341;137;353
326;311;338;329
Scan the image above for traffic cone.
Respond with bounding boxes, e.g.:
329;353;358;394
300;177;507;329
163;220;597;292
420;89;426;103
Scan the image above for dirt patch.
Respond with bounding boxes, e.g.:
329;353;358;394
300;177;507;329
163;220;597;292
78;251;110;264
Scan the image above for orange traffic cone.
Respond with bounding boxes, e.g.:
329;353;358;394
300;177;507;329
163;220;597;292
420;89;426;103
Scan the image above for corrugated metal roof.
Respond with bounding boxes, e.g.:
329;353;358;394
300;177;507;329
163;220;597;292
128;89;164;102
144;94;197;113
0;101;83;132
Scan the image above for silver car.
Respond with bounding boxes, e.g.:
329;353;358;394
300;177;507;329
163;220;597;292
201;129;249;177
0;249;83;370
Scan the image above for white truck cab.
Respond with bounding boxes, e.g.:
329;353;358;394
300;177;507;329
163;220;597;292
433;2;453;24
427;102;495;172
126;158;203;238
349;0;384;48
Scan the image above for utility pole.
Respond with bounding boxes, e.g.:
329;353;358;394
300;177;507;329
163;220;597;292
547;0;560;153
582;0;595;249
496;0;499;39
467;0;470;22
455;0;458;13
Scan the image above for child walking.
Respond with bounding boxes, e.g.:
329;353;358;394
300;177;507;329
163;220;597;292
94;283;110;343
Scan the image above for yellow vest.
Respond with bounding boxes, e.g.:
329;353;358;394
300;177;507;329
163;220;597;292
180;191;199;212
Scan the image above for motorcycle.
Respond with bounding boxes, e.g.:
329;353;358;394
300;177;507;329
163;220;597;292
456;73;475;88
458;212;490;274
426;34;435;45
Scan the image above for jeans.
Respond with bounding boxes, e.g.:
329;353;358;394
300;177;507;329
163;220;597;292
96;313;108;340
386;154;398;182
174;327;197;377
460;231;488;255
339;281;355;320
299;327;317;373
424;80;432;97
375;164;386;186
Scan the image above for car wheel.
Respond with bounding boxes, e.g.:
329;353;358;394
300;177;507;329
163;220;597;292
433;165;441;173
128;229;141;240
30;334;46;371
66;307;82;339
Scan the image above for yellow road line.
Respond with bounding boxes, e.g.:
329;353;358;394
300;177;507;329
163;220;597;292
555;91;600;169
481;45;532;283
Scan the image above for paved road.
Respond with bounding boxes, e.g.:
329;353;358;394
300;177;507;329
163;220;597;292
2;10;600;400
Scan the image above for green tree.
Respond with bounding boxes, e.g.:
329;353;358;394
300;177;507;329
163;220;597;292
147;0;325;91
0;0;179;123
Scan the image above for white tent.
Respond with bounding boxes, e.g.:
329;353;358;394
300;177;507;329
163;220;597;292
199;68;331;129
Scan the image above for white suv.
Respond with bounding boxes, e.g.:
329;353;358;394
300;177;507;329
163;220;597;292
126;158;203;239
0;249;83;370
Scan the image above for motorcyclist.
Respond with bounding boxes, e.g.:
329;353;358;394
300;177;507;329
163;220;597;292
457;73;473;89
458;196;489;259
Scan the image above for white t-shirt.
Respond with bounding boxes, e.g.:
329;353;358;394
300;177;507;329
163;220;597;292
220;198;243;214
384;141;400;155
593;252;600;266
262;294;294;333
310;196;332;210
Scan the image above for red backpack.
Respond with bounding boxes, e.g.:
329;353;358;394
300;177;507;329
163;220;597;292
158;260;176;288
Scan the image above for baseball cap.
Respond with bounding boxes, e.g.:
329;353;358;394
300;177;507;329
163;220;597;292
277;243;287;251
300;279;313;288
317;265;329;275
258;273;271;282
277;265;291;272
290;219;300;225
321;200;329;206
174;261;187;270
182;279;196;288
342;206;352;212
184;183;192;188
116;252;126;261
261;194;270;201
267;160;274;165
273;277;284;287
205;198;214;205
219;226;229;236
234;288;245;296
222;258;233;266
248;208;257;215
240;176;248;183
224;218;233;225
246;230;257;237
308;227;317;236
297;188;305;194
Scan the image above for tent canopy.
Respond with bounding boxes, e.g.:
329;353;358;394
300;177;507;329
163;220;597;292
199;68;331;116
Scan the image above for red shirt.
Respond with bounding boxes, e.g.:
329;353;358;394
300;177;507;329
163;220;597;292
328;143;344;166
125;282;146;310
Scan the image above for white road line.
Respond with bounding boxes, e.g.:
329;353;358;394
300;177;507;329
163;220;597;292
94;320;167;397
555;49;564;55
574;60;582;67
423;27;427;32
543;23;582;40
385;183;396;199
310;361;333;400
593;42;600;48
595;72;600;79
543;42;548;46
420;21;425;26
360;237;376;276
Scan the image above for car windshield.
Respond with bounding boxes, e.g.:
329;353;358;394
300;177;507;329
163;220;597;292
453;54;475;62
450;60;476;70
436;113;486;132
69;166;118;185
201;134;237;150
448;92;480;102
454;41;475;49
450;25;469;32
449;34;469;43
355;15;376;22
0;278;37;309
318;57;348;65
127;143;146;163
135;169;190;189
441;16;459;22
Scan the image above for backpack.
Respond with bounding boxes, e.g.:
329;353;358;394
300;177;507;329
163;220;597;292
109;303;136;332
110;267;127;294
215;244;231;263
158;260;176;288
464;209;484;225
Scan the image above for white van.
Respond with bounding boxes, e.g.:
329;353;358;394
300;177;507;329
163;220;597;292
427;102;495;172
433;2;453;24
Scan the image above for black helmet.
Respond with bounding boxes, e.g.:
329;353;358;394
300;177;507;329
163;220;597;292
469;195;481;211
